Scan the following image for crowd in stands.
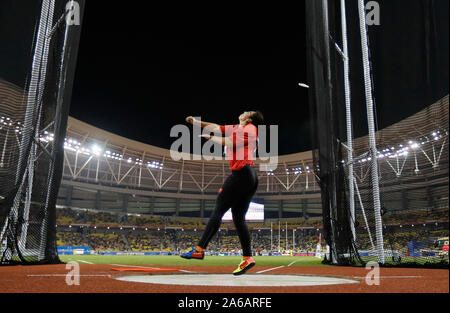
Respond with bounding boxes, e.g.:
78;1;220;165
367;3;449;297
56;208;119;227
356;226;449;252
56;207;324;230
55;206;448;254
382;208;449;225
355;207;449;228
56;208;86;225
56;227;327;254
165;217;204;230
85;211;119;227
119;215;165;228
56;231;128;251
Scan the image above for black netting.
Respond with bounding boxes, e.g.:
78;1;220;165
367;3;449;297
0;0;84;264
305;0;357;266
306;0;448;268
351;97;449;267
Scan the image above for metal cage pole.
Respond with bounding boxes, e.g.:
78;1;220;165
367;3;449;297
293;229;295;251
357;0;385;264
39;0;85;261
285;222;288;251
321;0;339;265
270;222;273;252
340;0;356;242
278;220;280;253
6;0;55;263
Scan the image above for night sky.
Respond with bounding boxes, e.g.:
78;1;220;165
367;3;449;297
1;1;448;155
69;3;310;155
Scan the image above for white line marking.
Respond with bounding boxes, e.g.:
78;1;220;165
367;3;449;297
256;259;301;273
256;266;285;274
76;260;94;264
110;263;197;273
352;276;423;279
110;264;161;269
178;269;197;273
288;260;302;267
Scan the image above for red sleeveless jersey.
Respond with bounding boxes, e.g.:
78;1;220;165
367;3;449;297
220;123;258;171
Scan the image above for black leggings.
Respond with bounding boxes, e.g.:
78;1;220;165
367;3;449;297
198;165;258;256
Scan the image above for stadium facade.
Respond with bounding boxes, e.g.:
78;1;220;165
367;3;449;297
1;79;448;226
59;116;321;221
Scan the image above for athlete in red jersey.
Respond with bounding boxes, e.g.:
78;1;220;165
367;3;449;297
220;122;258;171
181;111;264;275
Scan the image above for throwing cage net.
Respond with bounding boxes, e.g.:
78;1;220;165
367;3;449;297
0;0;84;264
306;0;448;267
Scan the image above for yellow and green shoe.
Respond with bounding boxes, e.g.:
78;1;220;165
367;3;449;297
232;257;255;276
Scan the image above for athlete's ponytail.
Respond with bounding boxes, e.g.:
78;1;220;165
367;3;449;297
250;110;264;127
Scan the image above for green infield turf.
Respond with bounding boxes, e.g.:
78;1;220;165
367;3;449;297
58;255;329;267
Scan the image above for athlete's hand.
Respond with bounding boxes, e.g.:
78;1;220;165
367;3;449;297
186;116;196;124
199;134;212;140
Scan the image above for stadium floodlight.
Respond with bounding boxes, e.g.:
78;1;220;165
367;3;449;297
91;144;102;156
298;83;310;88
410;142;419;149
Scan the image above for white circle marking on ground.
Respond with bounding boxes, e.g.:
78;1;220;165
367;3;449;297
114;274;360;287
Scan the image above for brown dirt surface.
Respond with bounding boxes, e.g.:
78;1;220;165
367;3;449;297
0;263;448;293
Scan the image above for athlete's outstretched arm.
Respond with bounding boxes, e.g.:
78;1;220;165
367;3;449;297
200;134;232;147
186;116;222;134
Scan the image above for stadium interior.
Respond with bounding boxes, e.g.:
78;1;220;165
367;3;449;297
41;93;447;257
